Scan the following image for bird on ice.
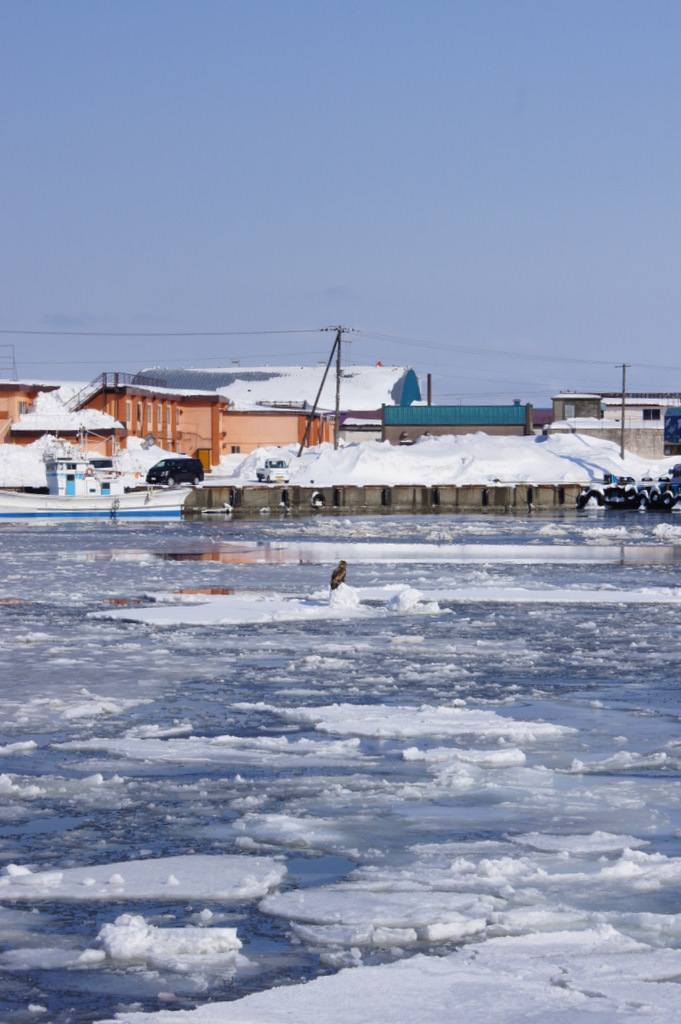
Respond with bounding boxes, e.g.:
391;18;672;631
330;560;347;590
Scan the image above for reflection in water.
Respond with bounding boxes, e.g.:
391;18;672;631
63;542;681;566
174;587;240;595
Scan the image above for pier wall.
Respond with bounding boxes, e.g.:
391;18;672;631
183;483;583;515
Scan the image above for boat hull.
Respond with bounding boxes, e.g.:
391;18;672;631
0;487;187;520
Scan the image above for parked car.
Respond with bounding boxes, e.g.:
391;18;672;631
146;458;204;486
256;458;290;483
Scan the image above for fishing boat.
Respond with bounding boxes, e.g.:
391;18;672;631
0;442;188;520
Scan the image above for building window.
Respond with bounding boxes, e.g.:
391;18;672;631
125;401;132;428
167;406;172;433
565;403;576;418
176;408;181;427
231;445;241;454
643;408;661;421
147;404;153;428
157;404;163;430
136;401;142;429
17;401;28;415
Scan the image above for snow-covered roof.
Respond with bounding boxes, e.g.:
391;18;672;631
0;378;69;390
10;389;123;433
552;393;602;400
601;396;679;407
123;383;219;399
140;365;421;412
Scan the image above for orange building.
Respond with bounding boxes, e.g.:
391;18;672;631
71;373;228;468
73;373;335;460
221;408;333;455
0;380;60;444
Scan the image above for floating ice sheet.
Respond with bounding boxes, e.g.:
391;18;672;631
0;854;286;902
235;701;575;743
95;581;681;630
103;927;681;1023
56;732;365;767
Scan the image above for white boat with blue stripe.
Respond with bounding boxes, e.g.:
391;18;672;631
0;444;187;520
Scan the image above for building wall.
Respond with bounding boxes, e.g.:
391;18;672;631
84;389;227;464
552;395;602;420
384;423;529;445
0;385;51;442
549;425;663;459
222;411;333;455
175;402;214;458
383;403;533;444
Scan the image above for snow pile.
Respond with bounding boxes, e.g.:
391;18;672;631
0;435;61;488
97;913;242;959
0;434;174;489
114;436;183;482
328;582;361;608
12;389;122;433
2;422;680;489
213;431;681;488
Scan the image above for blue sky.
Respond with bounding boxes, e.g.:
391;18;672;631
1;1;680;404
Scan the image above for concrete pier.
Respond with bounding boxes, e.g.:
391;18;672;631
183;482;583;515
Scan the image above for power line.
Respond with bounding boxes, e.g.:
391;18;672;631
356;329;681;374
16;350;330;367
0;327;322;338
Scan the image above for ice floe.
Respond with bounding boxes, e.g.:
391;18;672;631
234;701;575;743
0;854;286;902
103;926;681;1023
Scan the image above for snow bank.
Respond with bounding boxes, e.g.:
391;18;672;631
2;425;679;489
212;431;680;488
0;434;175;489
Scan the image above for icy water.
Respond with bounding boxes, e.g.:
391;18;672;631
1;510;681;1022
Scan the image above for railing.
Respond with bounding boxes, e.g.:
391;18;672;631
66;372;167;412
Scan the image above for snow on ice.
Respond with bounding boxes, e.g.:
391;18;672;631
104;928;681;1024
0;855;286;902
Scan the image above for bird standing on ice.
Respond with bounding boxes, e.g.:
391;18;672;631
330;560;347;590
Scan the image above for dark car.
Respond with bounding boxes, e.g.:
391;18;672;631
146;458;204;486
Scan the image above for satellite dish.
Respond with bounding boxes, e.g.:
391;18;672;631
145;432;156;447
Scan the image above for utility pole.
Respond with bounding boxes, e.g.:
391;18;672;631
298;326;353;457
334;327;342;450
619;363;630;460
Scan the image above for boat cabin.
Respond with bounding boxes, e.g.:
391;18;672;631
44;447;124;497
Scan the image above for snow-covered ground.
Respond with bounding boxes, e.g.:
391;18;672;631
2;512;681;1021
2;428;679;492
0;435;184;489
213;433;681;488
